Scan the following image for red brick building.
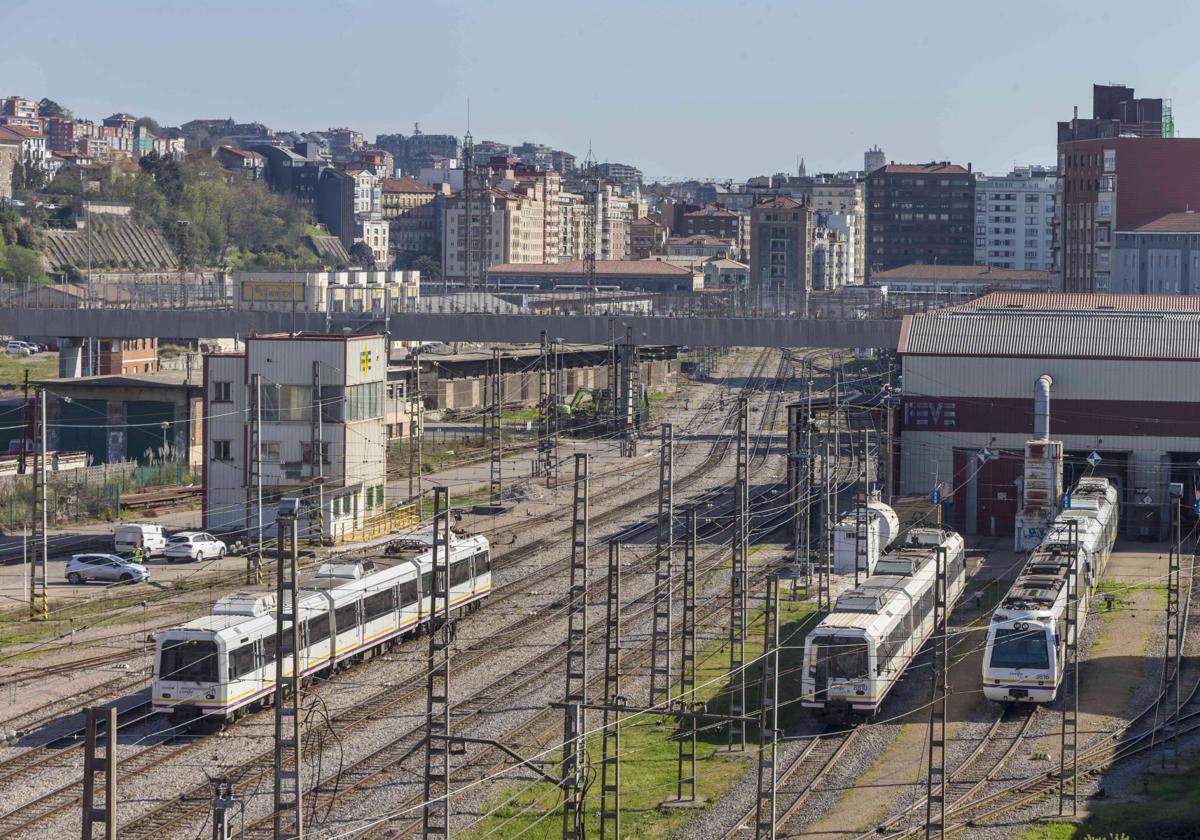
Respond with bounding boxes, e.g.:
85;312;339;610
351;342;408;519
1056;137;1200;292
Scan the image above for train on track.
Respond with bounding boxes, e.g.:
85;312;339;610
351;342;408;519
152;533;491;722
801;527;967;721
983;476;1118;704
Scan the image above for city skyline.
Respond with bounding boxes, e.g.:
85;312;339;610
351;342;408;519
4;0;1197;180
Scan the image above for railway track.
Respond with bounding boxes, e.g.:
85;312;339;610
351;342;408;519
0;349;788;840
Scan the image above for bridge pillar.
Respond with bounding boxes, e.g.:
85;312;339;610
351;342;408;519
59;338;85;378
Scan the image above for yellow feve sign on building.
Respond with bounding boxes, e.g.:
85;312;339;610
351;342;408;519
360;348;371;376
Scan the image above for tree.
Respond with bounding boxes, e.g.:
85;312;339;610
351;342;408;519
348;241;376;268
138;151;183;202
134;116;162;135
38;98;72;119
411;253;442;283
0;245;47;284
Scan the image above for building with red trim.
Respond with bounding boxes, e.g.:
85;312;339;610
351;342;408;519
897;292;1200;540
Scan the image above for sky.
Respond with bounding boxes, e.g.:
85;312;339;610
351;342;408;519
3;0;1199;181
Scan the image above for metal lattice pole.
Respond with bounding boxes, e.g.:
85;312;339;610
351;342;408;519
676;509;698;801
754;575;781;839
1058;519;1081;816
1155;497;1184;768
925;545;948;840
562;454;590;840
819;436;832;611
489;349;503;506
81;706;117;840
599;541;623;840
33;386;47;620
854;434;869;587
273;512;303;840
422;488;453;838
728;395;749;751
649;423;674;707
409;358;423;506
309;361;324;545
250;374;263;585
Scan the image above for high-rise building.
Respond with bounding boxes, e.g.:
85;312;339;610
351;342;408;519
974;166;1057;271
381;176;440;256
749;196;812;309
864;145;886;174
678;204;748;259
1058;84;1165;143
441;187;546;284
866;162;975;277
810;175;865;283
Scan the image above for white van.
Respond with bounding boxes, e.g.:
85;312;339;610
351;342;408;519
114;523;168;558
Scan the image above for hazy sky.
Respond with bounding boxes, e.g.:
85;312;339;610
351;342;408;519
4;0;1198;180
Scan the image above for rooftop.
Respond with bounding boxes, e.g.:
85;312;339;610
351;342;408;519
380;176;435;194
684;204;739;218
41;370;199;390
873;162;971;175
872;264;1054;284
900;292;1200;361
1132;211;1200;233
487;259;695;277
753;196;805;210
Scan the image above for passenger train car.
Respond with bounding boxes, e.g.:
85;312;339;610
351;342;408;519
152;534;490;721
801;527;967;721
983;477;1118;704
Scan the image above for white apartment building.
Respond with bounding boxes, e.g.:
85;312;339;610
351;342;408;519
349;168;381;216
356;218;390;267
974;166;1057;271
812;209;858;288
441;188;545;283
811;177;865;284
204;333;389;544
235;269;419;313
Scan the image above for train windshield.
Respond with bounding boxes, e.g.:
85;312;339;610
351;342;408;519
159;639;219;683
810;636;869;680
989;627;1050;670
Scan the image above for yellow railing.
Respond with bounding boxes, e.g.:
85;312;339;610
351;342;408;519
331;502;419;545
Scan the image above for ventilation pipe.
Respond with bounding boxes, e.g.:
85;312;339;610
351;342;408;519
1034;374;1053;440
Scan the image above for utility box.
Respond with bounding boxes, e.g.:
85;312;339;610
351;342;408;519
1014;439;1064;551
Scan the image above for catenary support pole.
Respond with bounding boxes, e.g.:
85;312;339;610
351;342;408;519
754;575;781;839
649;423;674;707
273;511;303;840
422;487;453;838
599;541;623;840
561;453;590;840
925;545;948;840
81;706;117;840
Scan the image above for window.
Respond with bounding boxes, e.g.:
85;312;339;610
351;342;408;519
345;382;384;421
809;636;869;680
212;439;232;462
262;442;281;462
399;579;418;607
450;559;471;587
228;643;257;679
212;381;232;403
472;550;491;578
363;589;396;622
335;603;358;632
262;385;311;422
307;612;331;645
989;627;1050;670
159;639;218;683
301;442;330;465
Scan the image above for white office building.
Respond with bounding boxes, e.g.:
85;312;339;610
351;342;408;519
974;166;1057;271
204;333;389;544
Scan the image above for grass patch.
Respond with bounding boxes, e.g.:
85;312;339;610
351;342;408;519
464;589;820;838
0;352;58;386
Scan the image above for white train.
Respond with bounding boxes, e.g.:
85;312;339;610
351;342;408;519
152;534;490;722
801;528;967;721
983;477;1118;704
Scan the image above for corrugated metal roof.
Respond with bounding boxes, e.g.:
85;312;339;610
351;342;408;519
899;310;1200;360
952;291;1200;312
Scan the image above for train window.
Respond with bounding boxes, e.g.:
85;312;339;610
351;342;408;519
228;644;256;680
421;571;433;595
450;559;471;587
307;613;331;645
989;627;1050;670
160;639;218;683
473;551;490;576
262;634;275;664
364;589;396;622
399;579;418;607
810;636;869;680
335;603;359;632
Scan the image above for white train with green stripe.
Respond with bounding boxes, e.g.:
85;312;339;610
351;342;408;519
152;533;490;722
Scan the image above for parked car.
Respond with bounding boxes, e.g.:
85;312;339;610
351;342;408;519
5;340;34;356
65;553;150;584
113;523;168;558
164;532;227;562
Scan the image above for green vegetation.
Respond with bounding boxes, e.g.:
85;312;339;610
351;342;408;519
466;589;819;839
0;352;59;384
0;205;49;284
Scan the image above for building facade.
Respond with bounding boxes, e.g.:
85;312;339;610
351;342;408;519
811;176;865;283
748;196;812;308
1056;136;1200;292
204;333;389;543
235;270;420;313
381;176;439;256
1112;212;1200;295
974;166;1056;271
866;162;975;277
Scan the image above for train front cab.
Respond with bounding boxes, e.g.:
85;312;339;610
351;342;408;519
982;617;1058;703
802;630;878;722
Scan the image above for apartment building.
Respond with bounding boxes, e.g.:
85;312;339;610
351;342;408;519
811;175;865;283
974;166;1056;271
749;196;812;308
866;162;975;276
381;176;440;256
203;333;388;543
442;187;546;283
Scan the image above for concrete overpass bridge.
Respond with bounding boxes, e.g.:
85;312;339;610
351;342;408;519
0;307;901;350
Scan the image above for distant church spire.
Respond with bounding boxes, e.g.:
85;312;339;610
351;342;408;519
798;157;807;177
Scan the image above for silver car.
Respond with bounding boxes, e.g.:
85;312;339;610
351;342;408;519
65;553;150;584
